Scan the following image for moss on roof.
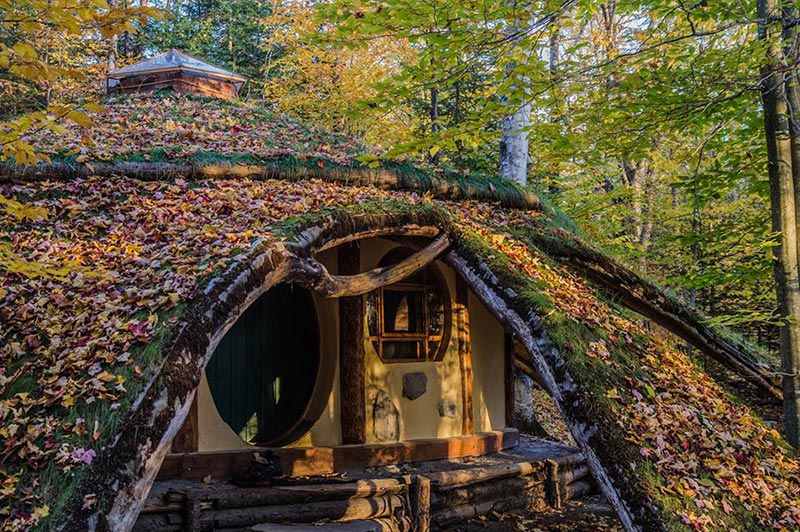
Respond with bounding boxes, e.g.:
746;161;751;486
1;95;798;531
10;93;539;211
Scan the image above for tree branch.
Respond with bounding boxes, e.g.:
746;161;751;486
291;232;450;297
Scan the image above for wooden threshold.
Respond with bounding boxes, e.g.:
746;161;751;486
159;429;519;480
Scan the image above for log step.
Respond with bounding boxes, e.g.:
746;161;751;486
251;516;411;532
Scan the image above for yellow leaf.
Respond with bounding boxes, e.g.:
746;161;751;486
0;194;50;221
429;145;441;157
12;42;37;60
83;102;106;113
31;505;49;521
66;110;93;128
605;387;621;399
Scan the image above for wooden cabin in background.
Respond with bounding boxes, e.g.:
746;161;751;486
105;49;246;100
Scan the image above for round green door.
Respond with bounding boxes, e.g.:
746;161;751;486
206;284;320;446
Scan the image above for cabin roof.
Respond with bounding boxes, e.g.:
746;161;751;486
107;49;247;83
1;95;798;532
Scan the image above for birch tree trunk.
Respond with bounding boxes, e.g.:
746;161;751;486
758;0;800;448
500;105;531;185
499;5;530;185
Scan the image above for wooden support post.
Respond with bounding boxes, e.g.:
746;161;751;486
184;493;202;532
456;277;474;435
545;459;561;509
339;242;367;444
504;333;516;428
171;395;198;453
408;475;431;532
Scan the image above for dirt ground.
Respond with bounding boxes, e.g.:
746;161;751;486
444;496;623;532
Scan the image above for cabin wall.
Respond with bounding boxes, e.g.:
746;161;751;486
359;239;462;441
194;239;506;452
109;71;239;100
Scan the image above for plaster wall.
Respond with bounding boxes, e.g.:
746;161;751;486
468;291;507;432
360;239;463;442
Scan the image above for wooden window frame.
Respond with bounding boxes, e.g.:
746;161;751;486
368;251;452;363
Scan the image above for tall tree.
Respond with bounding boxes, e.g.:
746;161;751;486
499;7;531;186
758;0;800;447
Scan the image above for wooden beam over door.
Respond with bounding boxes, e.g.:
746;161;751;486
456;277;475;435
171;394;198;453
338;242;367;444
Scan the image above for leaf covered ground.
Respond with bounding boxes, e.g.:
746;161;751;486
448;497;623;532
21;93;364;165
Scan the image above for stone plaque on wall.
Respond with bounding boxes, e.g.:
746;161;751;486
402;372;427;400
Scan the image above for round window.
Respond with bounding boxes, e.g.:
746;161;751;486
366;247;452;362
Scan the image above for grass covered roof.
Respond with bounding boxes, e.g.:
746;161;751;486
1;94;798;532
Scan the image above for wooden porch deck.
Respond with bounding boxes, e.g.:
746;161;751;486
135;435;596;532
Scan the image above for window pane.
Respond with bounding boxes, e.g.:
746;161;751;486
382;340;422;360
366;291;379;337
426;289;444;336
383;290;424;333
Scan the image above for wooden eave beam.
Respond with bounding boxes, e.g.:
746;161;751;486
338;242;366;444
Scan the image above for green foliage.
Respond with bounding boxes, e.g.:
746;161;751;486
311;0;780;346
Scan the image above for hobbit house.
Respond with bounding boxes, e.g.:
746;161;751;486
1;95;798;532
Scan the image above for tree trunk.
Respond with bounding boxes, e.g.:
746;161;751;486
429;87;440;163
499;103;531;185
758;0;800;448
338;243;367;444
499;7;531;185
547;27;561;195
107;0;118;71
787;8;800;272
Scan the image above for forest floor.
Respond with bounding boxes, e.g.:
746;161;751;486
446;495;623;532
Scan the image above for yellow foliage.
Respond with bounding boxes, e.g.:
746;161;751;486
262;0;419;149
0;0;160;162
0;194;49;221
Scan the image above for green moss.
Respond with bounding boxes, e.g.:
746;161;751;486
5;374;39;397
190;151;263;165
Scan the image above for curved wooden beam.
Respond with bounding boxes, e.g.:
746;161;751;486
285;225;441;256
313;225;441;254
292;233;451;298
